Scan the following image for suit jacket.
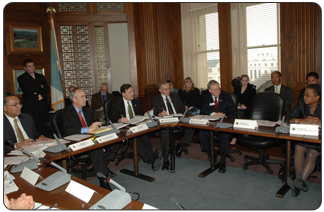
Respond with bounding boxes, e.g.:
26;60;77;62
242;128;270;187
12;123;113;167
151;92;186;116
200;91;236;118
109;96;144;123
17;72;50;113
265;84;293;115
4;113;39;153
91;91;114;111
61;104;94;137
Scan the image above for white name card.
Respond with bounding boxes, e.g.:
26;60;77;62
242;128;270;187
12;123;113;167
69;139;94;151
20;167;40;186
189;119;209;125
159;118;179;124
130;124;149;133
95;133;119;144
290;124;319;136
65;180;95;203
234;119;258;129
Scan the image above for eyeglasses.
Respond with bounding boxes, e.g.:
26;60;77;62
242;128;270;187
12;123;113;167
304;94;317;98
5;102;22;107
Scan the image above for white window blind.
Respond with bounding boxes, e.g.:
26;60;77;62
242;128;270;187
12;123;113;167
232;3;280;90
190;5;220;89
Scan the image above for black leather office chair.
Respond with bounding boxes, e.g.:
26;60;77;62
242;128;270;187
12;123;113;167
103;97;135;166
214;91;242;162
51;109;94;180
238;92;284;174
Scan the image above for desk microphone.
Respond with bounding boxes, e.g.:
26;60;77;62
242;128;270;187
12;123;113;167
275;116;290;134
43;133;67;153
146;108;158;128
170;197;186;210
6;139;39;173
216;114;232;129
90;172;131;209
180;106;193;123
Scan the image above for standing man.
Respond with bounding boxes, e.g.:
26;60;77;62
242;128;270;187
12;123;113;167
151;81;195;170
109;84;162;172
17;59;50;136
61;88;119;190
199;80;236;173
265;71;293;115
298;72;320;100
91;82;114;111
4;92;50;153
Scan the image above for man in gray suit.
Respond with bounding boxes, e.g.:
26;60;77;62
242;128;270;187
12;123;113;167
265;71;293;115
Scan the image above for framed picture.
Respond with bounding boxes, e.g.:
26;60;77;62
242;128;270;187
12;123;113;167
13;68;45;95
9;24;43;53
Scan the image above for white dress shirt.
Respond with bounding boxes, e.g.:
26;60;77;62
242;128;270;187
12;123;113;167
5;114;29;141
160;94;176;115
123;97;135;120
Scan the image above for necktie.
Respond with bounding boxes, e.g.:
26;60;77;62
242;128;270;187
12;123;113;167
275;86;278;94
79;111;87;127
14;119;25;143
102;95;106;105
128;102;134;119
166;97;174;115
31;74;43;101
215;97;218;112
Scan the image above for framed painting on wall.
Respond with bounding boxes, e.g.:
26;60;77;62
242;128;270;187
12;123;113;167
13;68;45;95
9;25;43;53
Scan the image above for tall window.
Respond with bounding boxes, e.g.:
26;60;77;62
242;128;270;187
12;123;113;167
190;5;220;89
232;3;280;89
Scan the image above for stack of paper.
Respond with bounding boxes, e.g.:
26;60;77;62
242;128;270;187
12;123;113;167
4;171;18;194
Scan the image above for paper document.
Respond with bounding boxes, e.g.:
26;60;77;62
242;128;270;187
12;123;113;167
105;123;129;129
172;113;184;117
5;156;29;165
201;115;222;121
63;134;93;142
190;115;205;119
257;120;277;127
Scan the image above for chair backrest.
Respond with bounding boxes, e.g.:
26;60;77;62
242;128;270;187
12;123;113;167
104;97;115;122
250;92;284;121
222;91;238;108
52;109;64;138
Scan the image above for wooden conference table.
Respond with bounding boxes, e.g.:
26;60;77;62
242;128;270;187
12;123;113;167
43;117;320;198
6;166;144;209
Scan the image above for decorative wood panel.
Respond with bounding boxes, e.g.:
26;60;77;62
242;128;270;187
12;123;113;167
280;3;321;107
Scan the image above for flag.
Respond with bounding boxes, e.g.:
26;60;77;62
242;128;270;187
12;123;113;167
50;17;65;110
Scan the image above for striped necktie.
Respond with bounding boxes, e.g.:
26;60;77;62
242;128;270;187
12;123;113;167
14;119;25;143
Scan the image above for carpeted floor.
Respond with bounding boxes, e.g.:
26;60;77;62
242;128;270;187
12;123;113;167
82;134;321;209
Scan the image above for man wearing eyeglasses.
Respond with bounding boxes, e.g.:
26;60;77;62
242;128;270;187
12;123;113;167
4;92;50;153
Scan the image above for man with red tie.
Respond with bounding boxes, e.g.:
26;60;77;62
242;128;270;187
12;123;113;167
199;80;236;173
61;88;118;190
17;59;50;137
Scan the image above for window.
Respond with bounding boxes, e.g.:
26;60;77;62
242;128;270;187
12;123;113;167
231;3;280;89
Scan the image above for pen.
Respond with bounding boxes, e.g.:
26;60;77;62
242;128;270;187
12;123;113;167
48;203;58;209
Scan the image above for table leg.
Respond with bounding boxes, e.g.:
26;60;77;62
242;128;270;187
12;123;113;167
199;130;218;178
170;127;175;173
120;138;155;182
276;139;291;198
62;159;67;170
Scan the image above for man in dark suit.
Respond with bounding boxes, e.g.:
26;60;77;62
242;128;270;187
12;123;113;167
199;80;236;173
109;84;162;172
265;71;293;115
91;82;114;112
151;81;195;170
61;88;119;190
4;92;50;153
17;59;50;137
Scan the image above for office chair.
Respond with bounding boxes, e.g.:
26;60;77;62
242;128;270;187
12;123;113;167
237;92;284;174
103;98;135;166
213;91;242;162
51;109;94;180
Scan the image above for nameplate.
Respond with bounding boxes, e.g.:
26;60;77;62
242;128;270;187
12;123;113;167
189;119;209;125
159;118;179;124
290;124;319;136
69;139;95;151
20;167;40;186
130;124;149;133
234;119;258;129
65;180;95;203
95;133;119;144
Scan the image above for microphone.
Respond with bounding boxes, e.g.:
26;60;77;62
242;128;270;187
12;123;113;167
275;116;290;133
170;197;186;210
146;109;158;128
90;172;131;209
180;106;193;123
43;133;67;153
6;139;39;173
216;114;233;129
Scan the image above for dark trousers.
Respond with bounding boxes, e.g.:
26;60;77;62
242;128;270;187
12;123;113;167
160;127;194;161
199;130;234;164
89;143;119;176
129;134;154;163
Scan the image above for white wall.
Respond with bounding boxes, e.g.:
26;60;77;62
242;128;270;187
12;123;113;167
108;23;131;92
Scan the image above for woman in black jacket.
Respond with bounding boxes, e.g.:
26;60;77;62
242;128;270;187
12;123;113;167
178;77;201;114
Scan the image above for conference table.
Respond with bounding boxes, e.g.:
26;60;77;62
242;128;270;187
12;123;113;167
11;116;320;198
6;166;144;209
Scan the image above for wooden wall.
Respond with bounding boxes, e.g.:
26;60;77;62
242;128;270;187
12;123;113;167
3;3;322;110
